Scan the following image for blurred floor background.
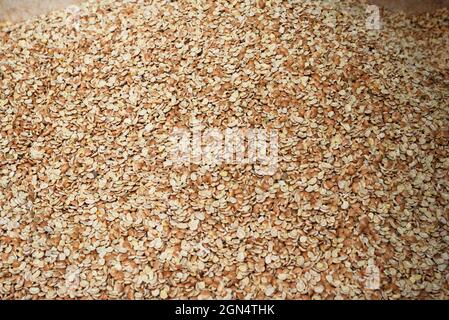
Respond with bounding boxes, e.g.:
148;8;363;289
0;0;82;22
1;0;449;23
370;0;449;13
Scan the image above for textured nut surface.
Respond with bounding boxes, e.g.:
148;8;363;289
0;0;448;300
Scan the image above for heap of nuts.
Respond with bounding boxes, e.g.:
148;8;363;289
0;0;448;299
